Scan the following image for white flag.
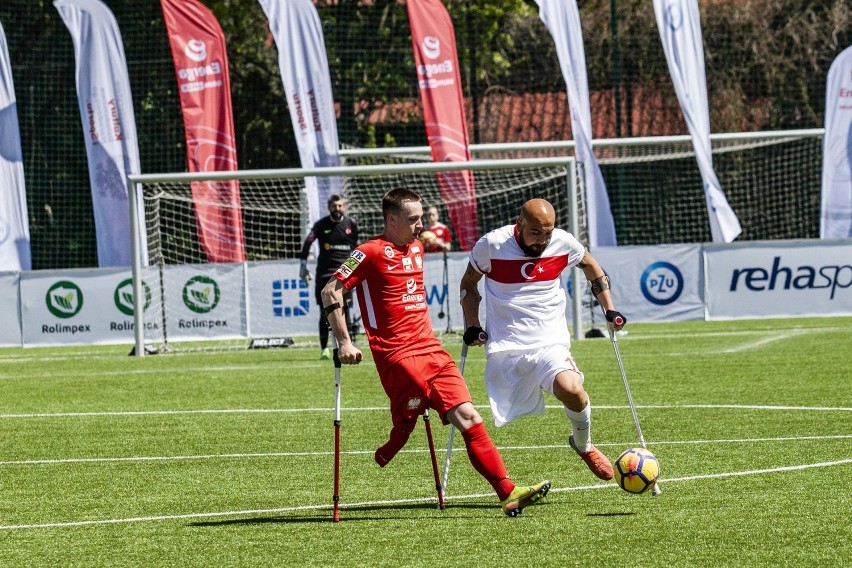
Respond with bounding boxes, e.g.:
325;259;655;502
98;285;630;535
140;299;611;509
55;0;147;267
535;0;617;247
820;45;852;239
258;0;342;228
654;0;741;243
0;20;31;271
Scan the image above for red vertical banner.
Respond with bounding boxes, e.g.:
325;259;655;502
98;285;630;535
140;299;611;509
407;0;479;250
161;0;245;262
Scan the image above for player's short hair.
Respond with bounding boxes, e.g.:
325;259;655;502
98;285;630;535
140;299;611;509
328;194;344;207
382;187;421;219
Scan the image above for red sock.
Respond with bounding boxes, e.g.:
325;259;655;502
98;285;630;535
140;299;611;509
461;422;515;501
375;417;417;467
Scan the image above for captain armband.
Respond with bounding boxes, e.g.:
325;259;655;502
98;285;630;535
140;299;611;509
322;303;341;318
589;275;610;297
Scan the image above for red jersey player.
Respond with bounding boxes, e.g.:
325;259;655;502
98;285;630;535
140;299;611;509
321;187;550;517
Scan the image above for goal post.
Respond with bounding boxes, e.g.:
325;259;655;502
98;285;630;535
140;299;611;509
128;156;583;356
127;128;824;355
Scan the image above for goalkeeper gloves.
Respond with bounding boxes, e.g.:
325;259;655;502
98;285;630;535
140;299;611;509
299;260;312;283
463;326;488;346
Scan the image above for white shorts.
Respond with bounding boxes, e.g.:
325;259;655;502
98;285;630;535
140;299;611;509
485;344;583;427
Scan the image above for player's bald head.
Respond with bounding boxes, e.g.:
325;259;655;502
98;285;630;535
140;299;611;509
515;199;556;257
519;199;556;227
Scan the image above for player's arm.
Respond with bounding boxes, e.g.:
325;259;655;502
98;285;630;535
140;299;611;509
321;277;362;364
459;262;487;346
298;224;319;282
578;249;626;332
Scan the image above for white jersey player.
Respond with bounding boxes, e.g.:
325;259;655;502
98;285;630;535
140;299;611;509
460;198;627;481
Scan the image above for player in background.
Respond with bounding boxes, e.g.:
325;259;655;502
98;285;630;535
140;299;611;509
420;205;453;253
321;187;550;517
299;194;359;360
459;198;626;481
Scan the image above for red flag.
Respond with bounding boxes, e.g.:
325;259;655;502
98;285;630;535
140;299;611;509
161;0;245;262
407;0;479;250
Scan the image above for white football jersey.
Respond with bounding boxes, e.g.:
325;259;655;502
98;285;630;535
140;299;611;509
470;225;585;353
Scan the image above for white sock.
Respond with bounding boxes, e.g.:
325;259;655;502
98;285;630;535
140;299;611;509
564;403;592;452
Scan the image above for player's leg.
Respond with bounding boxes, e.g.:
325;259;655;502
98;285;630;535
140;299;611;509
373;356;428;467
431;352;550;515
549;353;614;480
374;415;418;467
445;402;550;516
315;281;330;359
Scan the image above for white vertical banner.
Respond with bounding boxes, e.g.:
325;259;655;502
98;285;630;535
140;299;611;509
535;0;617;247
820;45;852;239
0;21;32;271
55;0;148;267
258;0;342;228
654;0;741;243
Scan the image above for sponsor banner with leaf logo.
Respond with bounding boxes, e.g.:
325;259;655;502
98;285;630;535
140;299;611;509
19;268;159;346
162;263;246;340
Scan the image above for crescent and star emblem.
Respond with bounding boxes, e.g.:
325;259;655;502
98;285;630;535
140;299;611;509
521;262;537;280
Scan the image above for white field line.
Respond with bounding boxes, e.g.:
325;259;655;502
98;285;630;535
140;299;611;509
712;330;807;354
0;324;847;365
2;434;851;467
2;403;851;419
1;457;850;531
0;364;329;381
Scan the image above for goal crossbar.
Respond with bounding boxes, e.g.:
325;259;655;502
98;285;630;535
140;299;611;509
128;156;582;356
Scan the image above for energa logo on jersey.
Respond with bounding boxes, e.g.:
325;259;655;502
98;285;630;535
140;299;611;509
46;280;84;318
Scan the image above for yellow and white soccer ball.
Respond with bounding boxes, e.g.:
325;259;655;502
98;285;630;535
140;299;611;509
614;447;660;494
419;230;437;244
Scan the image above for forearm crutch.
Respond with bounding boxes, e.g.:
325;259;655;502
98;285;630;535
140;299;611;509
601;306;662;495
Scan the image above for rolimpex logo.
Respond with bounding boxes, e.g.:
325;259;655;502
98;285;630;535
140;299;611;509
422;36;440;59
182;276;220;314
641;262;684;305
729;256;852;300
185;39;207;62
46;281;83;318
114;278;151;316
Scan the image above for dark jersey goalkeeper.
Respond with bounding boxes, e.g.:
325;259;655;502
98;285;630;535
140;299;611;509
298;194;359;359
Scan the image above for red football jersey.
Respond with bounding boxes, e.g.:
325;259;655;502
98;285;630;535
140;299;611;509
333;235;442;364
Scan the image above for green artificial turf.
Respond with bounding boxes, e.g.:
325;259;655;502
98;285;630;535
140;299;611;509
1;317;850;566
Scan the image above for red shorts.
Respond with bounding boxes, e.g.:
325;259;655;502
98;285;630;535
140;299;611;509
374;350;471;426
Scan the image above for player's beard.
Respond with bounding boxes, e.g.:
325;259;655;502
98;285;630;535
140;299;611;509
518;235;546;257
330;210;344;222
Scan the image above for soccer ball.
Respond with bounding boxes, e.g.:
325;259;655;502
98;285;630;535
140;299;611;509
614;447;660;494
419;230;437;244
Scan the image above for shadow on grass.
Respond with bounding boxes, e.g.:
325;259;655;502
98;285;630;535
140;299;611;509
188;502;495;527
585;511;636;517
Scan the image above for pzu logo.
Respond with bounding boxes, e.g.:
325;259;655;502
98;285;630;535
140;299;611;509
641;262;684;306
273;279;310;317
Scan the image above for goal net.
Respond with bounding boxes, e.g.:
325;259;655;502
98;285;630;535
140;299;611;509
130;129;823;353
131;157;580;353
342;129;824;244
